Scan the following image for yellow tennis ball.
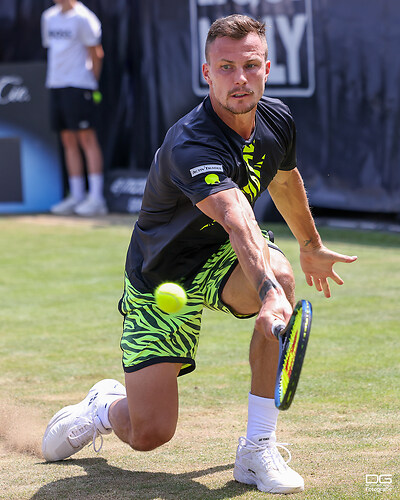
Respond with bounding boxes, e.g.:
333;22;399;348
154;283;187;313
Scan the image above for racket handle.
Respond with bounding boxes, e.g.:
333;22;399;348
271;319;286;339
272;320;285;339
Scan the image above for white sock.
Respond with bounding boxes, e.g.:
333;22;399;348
69;176;85;201
246;392;279;439
96;395;124;429
88;173;104;201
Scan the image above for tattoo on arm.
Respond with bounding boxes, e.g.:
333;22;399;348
258;278;278;301
304;239;312;247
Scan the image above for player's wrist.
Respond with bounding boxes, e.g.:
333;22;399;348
299;236;323;251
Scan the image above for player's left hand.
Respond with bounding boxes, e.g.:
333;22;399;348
300;244;357;298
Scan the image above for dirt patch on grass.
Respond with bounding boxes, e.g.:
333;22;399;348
0;399;44;457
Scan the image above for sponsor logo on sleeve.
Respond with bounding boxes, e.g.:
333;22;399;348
190;164;224;177
205;174;220;185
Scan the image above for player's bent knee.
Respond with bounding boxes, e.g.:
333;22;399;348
129;425;176;451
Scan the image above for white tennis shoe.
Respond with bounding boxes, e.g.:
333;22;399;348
74;196;108;216
42;379;126;462
233;433;304;494
50;195;82;215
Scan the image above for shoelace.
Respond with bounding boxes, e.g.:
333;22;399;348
239;436;292;469
264;443;292;470
68;417;104;453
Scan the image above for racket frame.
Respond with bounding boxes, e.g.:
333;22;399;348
274;299;312;410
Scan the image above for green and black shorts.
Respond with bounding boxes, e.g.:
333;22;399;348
119;230;282;376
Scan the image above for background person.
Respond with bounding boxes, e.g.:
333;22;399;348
41;0;107;216
41;15;357;495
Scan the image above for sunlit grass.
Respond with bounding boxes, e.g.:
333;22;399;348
0;215;399;499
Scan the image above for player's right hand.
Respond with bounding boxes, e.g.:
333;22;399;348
255;286;292;339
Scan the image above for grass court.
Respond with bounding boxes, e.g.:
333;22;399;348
0;214;399;499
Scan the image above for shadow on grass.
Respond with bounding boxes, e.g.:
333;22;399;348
31;457;253;500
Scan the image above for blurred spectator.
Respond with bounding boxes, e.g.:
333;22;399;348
41;0;107;216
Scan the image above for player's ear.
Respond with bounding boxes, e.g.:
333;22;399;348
202;63;211;84
265;60;271;83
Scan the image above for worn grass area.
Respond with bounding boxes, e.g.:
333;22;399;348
0;215;399;499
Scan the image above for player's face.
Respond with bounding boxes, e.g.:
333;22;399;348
203;33;270;117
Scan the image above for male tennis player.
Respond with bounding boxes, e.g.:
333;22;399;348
42;15;357;494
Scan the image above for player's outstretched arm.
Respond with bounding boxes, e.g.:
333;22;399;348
268;168;357;298
197;188;292;334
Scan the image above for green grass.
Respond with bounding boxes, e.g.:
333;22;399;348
0;215;399;499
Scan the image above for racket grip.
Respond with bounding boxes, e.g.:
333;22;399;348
271;320;285;339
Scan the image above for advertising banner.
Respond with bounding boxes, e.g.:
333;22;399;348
0;62;62;213
1;0;400;215
190;0;315;97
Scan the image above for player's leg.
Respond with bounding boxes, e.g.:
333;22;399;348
41;366;180;461
221;244;295;394
198;232;295;402
249;248;295;397
42;378;127;461
218;240;304;493
113;275;202;450
109;363;181;451
42;273;194;462
220;244;295;317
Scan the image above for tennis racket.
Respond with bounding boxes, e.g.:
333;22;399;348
272;299;312;411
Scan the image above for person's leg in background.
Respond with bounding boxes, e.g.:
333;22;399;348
50;129;86;215
74;127;108;216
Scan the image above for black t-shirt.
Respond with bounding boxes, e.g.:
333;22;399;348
125;95;297;291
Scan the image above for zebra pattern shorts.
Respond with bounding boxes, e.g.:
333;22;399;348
119;230;279;376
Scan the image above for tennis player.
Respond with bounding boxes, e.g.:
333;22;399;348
42;15;357;494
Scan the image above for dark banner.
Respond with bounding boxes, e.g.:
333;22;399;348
1;0;399;214
191;0;315;98
288;0;400;214
0;62;63;212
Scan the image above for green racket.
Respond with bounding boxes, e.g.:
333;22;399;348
272;299;312;410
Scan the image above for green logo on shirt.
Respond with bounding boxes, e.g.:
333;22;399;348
242;143;265;203
205;174;220;185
